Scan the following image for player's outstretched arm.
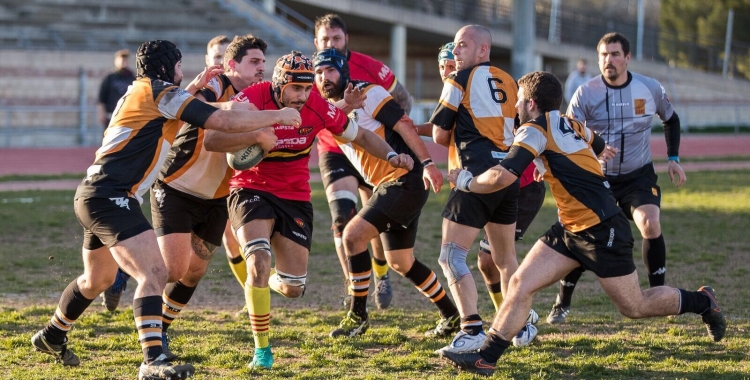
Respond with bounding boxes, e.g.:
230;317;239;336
448;165;517;194
204;107;300;134
393;119;442;192
349;127;413;171
204;127;277;153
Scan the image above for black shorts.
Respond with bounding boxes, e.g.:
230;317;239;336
539;212;636;278
442;180;520;229
516;180;546;240
74;196;152;250
360;172;428;251
227;188;314;250
607;163;661;220
319;151;372;190
150;181;228;247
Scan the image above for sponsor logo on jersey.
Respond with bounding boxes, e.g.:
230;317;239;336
326;102;337;119
378;66;391;80
634;99;646;115
109;197;131;210
276;125;297;130
298;126;314;135
276;137;308;146
612;102;630;107
292;230;307;240
294;218;305;228
234;92;248;103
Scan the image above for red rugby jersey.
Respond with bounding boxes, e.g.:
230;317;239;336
229;81;349;201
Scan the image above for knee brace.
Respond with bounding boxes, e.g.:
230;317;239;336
269;268;307;297
438;242;471;284
479;238;491;254
328;190;358;247
243;238;271;260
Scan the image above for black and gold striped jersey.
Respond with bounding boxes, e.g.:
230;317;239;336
75;77;217;203
336;80;415;187
501;110;621;232
159;74;238;199
429;62;518;175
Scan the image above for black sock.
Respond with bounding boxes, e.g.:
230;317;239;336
44;280;94;344
162;281;197;331
348;250;371;320
487;281;502;294
460;314;483;335
558;267;584;307
643;235;666;287
478;330;510;363
677;289;711;315
404;259;458;319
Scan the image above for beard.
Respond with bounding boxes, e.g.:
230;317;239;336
319;80;343;100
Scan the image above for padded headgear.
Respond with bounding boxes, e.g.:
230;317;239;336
438;42;455;62
136;40;182;83
313;48;350;95
272;50;314;98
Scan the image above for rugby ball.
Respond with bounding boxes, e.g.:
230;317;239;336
227;144;265;170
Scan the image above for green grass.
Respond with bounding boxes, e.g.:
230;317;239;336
1;171;749;379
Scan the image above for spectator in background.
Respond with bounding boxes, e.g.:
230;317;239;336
97;49;135;129
564;59;591;105
206;35;230;67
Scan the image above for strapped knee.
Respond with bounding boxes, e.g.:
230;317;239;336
328;191;358;246
243;238;271;260
269;268;307;298
438;242;470;284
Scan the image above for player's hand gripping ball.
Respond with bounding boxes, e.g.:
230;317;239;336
227;144;265;170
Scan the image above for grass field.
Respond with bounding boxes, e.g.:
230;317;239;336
1;170;749;379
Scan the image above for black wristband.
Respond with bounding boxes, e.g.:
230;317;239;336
421;158;434;167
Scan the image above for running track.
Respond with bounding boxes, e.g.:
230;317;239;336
1;134;748;191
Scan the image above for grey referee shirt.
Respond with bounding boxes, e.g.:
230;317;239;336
567;72;674;176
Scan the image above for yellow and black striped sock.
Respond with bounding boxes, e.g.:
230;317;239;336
228;253;247;289
134;295;164;362
486;281;503;311
161;281;197;331
349;250;372;319
246;286;271;349
405;259;458;319
372;257;389;279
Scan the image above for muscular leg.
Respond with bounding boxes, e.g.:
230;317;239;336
483;222;518;298
488;240;580;342
632;204;666;287
358;187;389;275
223;220;246;289
325;175;360;282
236;219;274;356
269;234;309;299
437;219;481;319
476;240;503;311
598;271;679;319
